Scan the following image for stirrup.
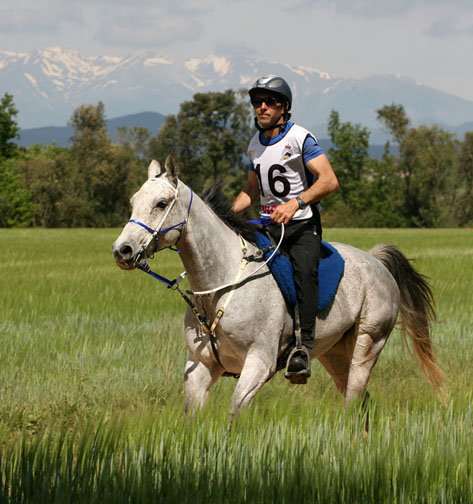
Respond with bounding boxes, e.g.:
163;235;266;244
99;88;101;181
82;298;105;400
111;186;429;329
284;346;311;385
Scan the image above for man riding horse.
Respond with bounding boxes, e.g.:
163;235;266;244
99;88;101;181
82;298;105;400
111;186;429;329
232;76;339;381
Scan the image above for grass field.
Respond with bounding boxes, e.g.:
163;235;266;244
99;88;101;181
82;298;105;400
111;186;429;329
0;228;472;502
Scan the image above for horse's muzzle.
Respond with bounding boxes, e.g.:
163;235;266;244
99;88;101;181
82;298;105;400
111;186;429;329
112;241;142;270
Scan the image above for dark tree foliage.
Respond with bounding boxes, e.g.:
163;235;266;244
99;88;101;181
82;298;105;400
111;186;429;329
150;89;252;195
377;103;410;147
68;102;107;135
455;132;473;226
400;125;457;227
0;93;33;226
0;93;20;160
16;103;145;227
65;102;144;226
324;110;404;227
375;104;459;227
3;94;473;228
0;157;32;227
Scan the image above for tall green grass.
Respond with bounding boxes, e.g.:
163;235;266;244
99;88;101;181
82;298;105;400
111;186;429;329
0;228;472;502
1;401;473;503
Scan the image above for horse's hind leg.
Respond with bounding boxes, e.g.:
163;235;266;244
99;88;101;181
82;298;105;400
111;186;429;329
317;325;357;395
344;330;388;406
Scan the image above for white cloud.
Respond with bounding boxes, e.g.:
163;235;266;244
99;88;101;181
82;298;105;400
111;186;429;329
95;6;203;47
289;0;472;18
424;18;473;38
0;2;83;33
99;18;201;47
215;40;258;56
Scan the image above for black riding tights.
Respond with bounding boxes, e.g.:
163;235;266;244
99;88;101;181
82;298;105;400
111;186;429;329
268;218;321;347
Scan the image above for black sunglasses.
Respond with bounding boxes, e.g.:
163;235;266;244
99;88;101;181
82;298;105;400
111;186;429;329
251;96;281;108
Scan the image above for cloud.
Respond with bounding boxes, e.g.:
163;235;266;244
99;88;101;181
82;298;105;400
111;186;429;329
0;2;83;33
288;0;472;18
214;39;258;56
96;8;203;47
78;0;211;15
424;19;473;38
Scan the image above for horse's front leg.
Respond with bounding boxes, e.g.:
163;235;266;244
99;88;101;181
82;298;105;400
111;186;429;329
184;357;222;415
183;313;224;415
230;349;276;419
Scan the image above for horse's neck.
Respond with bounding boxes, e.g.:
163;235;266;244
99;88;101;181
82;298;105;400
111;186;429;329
178;191;246;292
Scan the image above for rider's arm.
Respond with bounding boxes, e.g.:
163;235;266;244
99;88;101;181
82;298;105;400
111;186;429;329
232;170;260;214
270;154;339;225
299;154;339;206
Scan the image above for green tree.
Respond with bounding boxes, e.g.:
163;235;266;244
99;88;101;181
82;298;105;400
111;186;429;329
455;132;473;226
327;110;370;187
116;126;152;159
326;110;384;226
0;157;32;227
67;102;144;226
69;101;107;135
151;89;252;193
0;93;20;160
16;103;145;228
323;109;409;227
376;103;410;147
401;125;457;226
16;144;72;227
376;104;458;226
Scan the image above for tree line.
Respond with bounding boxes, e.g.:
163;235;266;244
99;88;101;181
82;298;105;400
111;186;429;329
1;91;472;228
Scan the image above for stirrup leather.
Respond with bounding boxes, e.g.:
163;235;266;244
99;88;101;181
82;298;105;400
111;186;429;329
284;303;311;384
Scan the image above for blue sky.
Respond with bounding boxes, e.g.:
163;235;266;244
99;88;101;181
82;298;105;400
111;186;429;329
1;0;473;101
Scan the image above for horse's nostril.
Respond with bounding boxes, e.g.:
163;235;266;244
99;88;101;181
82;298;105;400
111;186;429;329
119;244;133;259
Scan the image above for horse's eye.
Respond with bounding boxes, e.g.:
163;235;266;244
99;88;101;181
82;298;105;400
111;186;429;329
156;199;167;210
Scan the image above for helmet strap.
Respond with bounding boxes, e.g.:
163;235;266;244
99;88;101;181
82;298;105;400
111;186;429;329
254;116;287;133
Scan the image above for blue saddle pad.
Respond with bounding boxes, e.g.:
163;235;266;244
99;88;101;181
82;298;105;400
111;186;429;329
253;233;344;311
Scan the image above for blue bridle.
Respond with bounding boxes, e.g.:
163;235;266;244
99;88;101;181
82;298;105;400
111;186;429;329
128;179;193;263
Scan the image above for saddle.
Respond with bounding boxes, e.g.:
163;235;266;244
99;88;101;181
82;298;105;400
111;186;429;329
253;232;345;311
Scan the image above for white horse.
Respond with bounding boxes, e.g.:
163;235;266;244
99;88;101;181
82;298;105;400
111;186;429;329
112;154;445;417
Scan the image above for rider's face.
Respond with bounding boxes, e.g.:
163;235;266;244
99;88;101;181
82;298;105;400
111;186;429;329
251;92;285;130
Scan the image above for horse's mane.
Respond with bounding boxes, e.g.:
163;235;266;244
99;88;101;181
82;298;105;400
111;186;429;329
201;184;259;244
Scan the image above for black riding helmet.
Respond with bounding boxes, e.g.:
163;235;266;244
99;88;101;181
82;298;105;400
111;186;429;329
248;75;292;110
248;76;292;131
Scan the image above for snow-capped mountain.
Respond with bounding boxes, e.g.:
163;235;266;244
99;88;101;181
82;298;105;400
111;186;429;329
2;46;473;139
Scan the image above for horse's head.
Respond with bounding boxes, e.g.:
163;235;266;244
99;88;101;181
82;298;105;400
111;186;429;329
112;153;189;270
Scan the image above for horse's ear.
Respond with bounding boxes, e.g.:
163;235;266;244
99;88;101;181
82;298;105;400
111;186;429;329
164;152;179;185
148;159;161;179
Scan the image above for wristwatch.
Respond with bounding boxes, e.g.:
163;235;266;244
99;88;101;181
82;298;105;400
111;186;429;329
296;196;308;210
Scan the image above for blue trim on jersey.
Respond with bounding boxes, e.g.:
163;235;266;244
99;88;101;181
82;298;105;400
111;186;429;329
258;121;294;146
302;135;324;163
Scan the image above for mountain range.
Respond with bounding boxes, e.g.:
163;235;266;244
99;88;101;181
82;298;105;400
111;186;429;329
2;47;473;144
17;111;166;147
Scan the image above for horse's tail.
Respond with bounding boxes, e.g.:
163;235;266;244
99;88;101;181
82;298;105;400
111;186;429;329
370;244;446;391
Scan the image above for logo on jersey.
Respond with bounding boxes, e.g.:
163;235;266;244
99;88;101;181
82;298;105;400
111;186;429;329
282;145;293;161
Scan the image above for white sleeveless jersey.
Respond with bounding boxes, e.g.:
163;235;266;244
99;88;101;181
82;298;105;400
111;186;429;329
248;123;319;220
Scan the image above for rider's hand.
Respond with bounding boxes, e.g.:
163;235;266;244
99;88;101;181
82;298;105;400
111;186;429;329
270;199;299;225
